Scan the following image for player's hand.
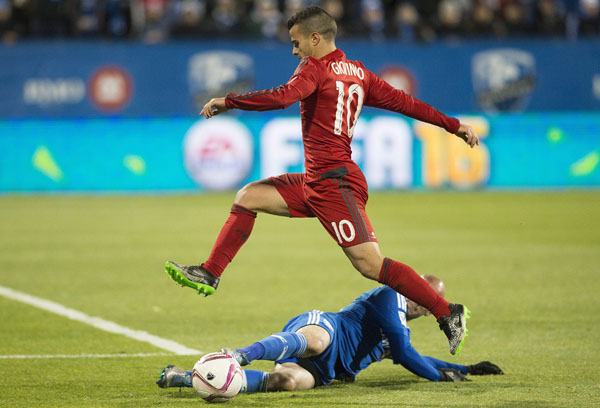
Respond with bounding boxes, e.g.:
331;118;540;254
200;97;229;119
455;123;479;148
467;361;504;375
438;368;471;382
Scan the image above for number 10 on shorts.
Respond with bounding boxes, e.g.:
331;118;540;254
331;220;356;244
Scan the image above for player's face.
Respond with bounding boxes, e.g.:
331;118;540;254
289;25;312;59
406;300;431;320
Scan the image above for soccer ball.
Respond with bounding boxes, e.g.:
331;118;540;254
192;352;245;403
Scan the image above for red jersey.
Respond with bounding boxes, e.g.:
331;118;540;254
225;48;460;182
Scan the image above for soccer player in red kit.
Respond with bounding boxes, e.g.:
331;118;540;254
166;6;479;355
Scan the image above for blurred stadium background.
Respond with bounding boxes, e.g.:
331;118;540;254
0;0;599;192
1;1;600;407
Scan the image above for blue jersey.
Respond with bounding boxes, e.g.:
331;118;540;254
280;286;466;385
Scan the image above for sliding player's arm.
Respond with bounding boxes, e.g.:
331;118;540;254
364;70;479;148
421;357;503;376
384;327;472;381
371;289;467;382
371;290;463;381
383;329;502;380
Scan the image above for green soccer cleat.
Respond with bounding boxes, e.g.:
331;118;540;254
156;365;192;388
438;304;470;355
165;261;220;297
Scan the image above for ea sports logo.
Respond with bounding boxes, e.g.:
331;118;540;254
88;65;133;112
183;118;253;191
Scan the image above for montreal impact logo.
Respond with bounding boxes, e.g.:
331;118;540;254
472;48;536;113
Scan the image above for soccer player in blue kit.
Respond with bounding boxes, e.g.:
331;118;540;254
157;275;503;393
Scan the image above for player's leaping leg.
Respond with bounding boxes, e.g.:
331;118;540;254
343;242;470;355
165;179;290;296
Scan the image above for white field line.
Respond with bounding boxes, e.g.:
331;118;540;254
0;285;202;356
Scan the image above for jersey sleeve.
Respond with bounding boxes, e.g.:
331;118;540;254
371;289;442;381
364;69;460;134
385;329;442;381
225;57;320;111
421;356;468;374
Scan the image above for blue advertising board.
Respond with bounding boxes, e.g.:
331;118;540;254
0;39;599;117
1;112;598;193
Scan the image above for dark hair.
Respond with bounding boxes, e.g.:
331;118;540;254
287;6;337;40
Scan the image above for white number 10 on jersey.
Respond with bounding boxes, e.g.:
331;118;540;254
334;81;364;139
331;219;356;244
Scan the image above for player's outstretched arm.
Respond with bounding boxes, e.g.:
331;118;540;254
200;97;229;119
455;123;479;148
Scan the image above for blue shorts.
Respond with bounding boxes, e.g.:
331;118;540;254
278;310;350;386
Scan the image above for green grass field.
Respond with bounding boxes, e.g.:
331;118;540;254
1;191;599;407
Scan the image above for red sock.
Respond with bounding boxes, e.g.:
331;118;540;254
201;204;257;278
378;258;450;320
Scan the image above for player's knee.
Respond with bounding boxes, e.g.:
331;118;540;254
358;266;377;280
305;337;328;356
234;182;258;210
353;259;381;280
345;246;384;280
268;371;298;392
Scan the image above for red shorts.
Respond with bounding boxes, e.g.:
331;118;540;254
270;165;377;248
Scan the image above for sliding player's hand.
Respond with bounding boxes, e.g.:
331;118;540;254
455;123;479;148
438;368;471;382
200;97;229;119
467;361;504;375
